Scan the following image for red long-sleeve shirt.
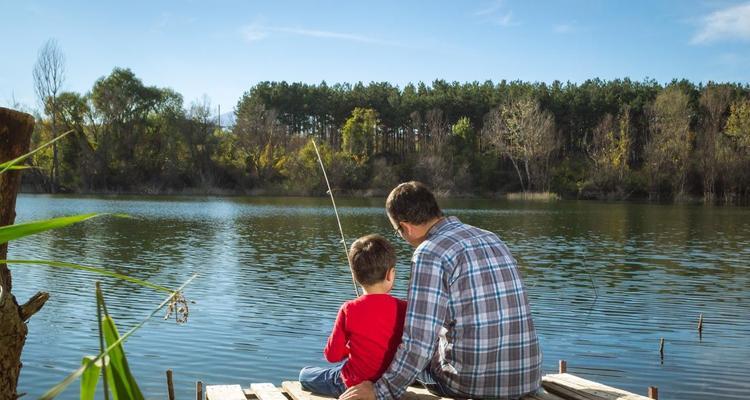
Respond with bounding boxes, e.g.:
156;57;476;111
324;293;407;388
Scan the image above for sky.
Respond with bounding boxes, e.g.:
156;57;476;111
1;0;749;115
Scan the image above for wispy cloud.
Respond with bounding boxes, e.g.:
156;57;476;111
241;24;269;42
554;23;575;34
692;2;750;44
240;24;400;46
474;0;504;17
474;0;519;27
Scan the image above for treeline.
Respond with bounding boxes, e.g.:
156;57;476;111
28;68;750;203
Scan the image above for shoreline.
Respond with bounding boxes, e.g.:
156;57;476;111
20;186;730;205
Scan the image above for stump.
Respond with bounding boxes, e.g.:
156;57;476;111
0;107;47;400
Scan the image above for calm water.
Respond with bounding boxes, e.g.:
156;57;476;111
10;195;750;400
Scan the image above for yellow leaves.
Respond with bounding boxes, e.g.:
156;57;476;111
725;100;750;148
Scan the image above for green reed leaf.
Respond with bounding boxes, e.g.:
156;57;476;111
0;213;130;245
3;259;172;293
101;315;144;400
80;356;106;400
0;129;73;174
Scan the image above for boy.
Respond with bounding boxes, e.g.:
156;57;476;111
299;234;407;398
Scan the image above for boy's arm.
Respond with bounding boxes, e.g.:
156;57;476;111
324;304;349;362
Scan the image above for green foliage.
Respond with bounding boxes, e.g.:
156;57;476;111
588;109;632;196
342;107;379;159
644;86;693;198
27;72;750;201
80;356;105;400
100;312;144;400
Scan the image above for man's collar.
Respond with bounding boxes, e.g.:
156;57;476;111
425;216;459;239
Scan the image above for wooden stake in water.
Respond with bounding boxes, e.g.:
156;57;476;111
311;139;360;298
698;313;704;339
659;338;664;361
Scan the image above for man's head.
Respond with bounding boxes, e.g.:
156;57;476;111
386;181;442;224
349;234;397;287
386;182;443;246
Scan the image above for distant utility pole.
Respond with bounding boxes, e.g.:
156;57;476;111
218;104;221;128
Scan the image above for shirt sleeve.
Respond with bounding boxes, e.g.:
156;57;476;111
374;249;449;400
323;304;349;363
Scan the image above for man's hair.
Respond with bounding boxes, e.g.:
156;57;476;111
349;234;396;286
386;181;443;225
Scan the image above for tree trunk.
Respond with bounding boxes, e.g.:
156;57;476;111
0;107;48;400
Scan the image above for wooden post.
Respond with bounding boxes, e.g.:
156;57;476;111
0;107;39;400
196;380;204;400
648;386;658;399
698;313;703;338
659;338;664;360
558;359;567;374
166;369;175;400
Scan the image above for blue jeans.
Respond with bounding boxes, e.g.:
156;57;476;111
299;364;347;398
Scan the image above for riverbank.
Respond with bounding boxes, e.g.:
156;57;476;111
22;184;743;205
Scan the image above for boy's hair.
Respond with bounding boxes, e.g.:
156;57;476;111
349;234;396;286
386;181;443;225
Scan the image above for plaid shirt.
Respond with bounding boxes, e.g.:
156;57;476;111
375;216;542;400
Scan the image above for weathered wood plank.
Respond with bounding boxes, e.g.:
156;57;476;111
283;381;333;400
522;389;569;400
542;373;652;400
206;384;246;400
251;383;288;400
282;380;562;400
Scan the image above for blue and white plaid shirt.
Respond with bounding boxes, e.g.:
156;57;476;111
375;216;542;400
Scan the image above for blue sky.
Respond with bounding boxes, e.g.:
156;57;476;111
1;0;749;114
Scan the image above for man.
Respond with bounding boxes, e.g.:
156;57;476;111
340;181;542;400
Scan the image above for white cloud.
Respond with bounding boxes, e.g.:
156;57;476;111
240;25;399;46
474;1;519;27
692;2;750;44
241;24;268;42
554;23;574;34
474;0;504;17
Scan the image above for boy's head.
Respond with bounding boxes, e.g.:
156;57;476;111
349;234;396;287
386;181;443;225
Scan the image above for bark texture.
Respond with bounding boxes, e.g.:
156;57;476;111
0;107;37;400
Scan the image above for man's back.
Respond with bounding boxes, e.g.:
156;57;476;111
418;216;542;398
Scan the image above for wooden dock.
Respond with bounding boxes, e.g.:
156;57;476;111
198;361;658;400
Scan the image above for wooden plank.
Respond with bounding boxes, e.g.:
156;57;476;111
283;380;562;400
251;383;289;400
522;389;568;400
542;373;652;400
283;381;335;400
206;384;247;400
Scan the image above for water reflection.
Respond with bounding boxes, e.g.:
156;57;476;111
10;195;750;399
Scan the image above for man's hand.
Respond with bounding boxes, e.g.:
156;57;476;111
338;380;375;400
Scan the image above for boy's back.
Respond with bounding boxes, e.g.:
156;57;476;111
325;293;407;387
300;234;404;397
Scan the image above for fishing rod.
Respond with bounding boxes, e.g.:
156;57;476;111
311;139;360;298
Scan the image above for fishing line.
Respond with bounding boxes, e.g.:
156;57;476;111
311;139;360;298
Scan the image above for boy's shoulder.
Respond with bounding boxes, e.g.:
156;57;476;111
344;293;406;310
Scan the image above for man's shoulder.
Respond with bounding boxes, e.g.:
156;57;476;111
421;219;503;255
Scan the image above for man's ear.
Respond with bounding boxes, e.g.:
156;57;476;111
400;221;416;236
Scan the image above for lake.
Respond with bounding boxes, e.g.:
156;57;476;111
10;195;750;399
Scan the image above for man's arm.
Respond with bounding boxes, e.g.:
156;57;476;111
372;250;449;400
324;305;348;362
